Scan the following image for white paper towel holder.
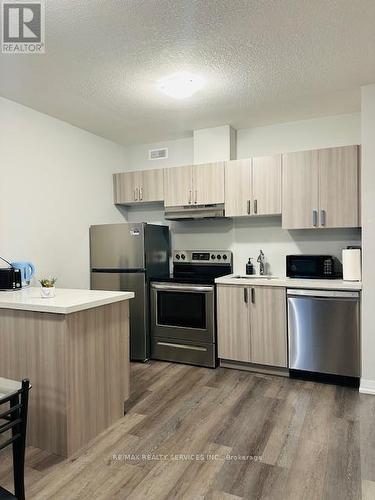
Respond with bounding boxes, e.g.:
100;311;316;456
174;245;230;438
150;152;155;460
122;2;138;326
342;247;361;282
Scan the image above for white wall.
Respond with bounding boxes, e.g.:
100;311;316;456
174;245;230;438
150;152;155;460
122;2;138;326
360;85;375;394
123;113;361;276
0;97;127;288
237;113;361;157
126;136;193;171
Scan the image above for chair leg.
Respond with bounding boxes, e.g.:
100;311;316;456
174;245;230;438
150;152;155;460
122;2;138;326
11;393;26;500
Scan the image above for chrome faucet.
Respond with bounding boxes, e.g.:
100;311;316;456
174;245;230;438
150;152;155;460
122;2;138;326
257;250;265;275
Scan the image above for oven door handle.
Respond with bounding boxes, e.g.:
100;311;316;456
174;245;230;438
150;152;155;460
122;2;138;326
151;283;214;293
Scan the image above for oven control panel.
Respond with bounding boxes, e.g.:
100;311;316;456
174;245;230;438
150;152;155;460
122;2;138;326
173;250;232;264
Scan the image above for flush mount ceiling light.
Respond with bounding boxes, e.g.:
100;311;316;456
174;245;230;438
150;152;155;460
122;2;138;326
158;72;205;99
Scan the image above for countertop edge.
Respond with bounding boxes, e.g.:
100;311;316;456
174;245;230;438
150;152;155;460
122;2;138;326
215;275;362;291
0;292;135;314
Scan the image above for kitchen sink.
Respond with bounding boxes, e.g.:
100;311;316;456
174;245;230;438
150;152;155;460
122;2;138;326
231;275;279;280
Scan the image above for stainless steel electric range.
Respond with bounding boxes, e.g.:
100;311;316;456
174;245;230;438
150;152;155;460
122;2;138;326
150;250;233;368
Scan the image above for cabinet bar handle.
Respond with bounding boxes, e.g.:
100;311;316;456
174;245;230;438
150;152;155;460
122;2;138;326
247;200;251;215
135;188;139;201
195;190;198;204
312;210;318;227
188;190;192;204
254;199;258;214
251;287;255;304
134;188;137;201
139;187;143;201
244;288;248;303
320;209;326;226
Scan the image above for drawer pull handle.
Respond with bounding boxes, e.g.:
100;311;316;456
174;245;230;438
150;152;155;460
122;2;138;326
157;341;207;352
312;209;318;227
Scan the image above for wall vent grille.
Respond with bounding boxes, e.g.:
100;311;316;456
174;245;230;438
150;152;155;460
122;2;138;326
149;147;168;160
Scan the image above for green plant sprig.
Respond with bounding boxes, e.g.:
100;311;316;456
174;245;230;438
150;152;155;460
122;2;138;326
39;277;57;288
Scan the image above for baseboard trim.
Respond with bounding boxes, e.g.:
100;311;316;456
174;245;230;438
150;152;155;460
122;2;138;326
220;359;289;378
359;378;375;395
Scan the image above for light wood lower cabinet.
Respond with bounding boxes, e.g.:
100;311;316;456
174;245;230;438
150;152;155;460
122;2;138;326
217;285;250;362
249;286;287;367
217;285;287;368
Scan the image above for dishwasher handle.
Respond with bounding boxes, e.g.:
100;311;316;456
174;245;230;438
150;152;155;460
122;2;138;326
287;288;359;299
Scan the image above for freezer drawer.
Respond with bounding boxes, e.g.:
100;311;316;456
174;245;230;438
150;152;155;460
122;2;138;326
91;271;148;361
151;337;216;368
288;289;360;377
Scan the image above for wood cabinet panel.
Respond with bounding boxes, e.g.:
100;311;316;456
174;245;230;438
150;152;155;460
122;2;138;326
282;150;319;229
249;286;287;367
318;146;359;228
252;154;282;215
224;159;252;216
193;162;225;205
114;169;164;204
217;285;251;363
139;169;164;203
113;172;140;204
164;165;193;207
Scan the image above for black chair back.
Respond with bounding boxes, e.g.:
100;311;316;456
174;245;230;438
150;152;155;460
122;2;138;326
0;379;31;500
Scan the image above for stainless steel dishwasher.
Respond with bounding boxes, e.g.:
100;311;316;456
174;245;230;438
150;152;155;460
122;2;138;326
287;289;360;378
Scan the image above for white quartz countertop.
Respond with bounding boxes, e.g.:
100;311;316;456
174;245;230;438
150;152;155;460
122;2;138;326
0;287;134;314
215;274;362;291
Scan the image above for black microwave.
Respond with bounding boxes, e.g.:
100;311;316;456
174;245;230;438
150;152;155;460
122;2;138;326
0;268;22;290
286;255;342;279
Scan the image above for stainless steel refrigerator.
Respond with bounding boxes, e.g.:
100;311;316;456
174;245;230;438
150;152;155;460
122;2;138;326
90;223;170;361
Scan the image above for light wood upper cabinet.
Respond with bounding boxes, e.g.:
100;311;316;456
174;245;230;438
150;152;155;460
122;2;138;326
113;171;141;204
252;155;282;215
249;286;287;367
224;159;252;216
164;162;224;207
282;145;360;229
318;146;359;228
217;285;251;363
217;285;287;368
224;155;281;217
164;165;193;207
193;162;225;205
139;169;164;203
282;150;319;229
113;169;164;205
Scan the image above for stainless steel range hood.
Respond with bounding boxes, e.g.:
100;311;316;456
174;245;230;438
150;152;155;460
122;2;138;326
164;204;225;220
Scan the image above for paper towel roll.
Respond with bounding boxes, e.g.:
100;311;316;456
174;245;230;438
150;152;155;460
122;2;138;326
342;249;361;281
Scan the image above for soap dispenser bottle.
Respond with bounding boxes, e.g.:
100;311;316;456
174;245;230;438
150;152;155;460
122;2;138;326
246;258;254;275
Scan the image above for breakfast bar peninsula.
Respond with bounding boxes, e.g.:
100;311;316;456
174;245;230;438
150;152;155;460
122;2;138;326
0;287;134;457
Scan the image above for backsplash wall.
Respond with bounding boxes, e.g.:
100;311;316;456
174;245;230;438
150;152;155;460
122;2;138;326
125;206;361;276
122;112;362;276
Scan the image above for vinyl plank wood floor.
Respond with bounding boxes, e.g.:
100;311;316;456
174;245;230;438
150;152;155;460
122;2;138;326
0;361;373;500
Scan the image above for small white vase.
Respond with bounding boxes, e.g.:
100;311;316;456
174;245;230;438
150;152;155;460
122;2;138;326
40;286;56;298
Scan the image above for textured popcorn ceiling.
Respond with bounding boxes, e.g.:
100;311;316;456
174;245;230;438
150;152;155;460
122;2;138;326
1;0;375;145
